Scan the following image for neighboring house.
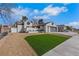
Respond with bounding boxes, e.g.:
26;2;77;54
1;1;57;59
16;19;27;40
11;16;72;33
57;25;65;32
1;25;10;33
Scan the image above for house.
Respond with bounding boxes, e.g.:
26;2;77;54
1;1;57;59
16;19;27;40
45;22;58;32
11;16;68;33
1;25;10;33
57;25;65;32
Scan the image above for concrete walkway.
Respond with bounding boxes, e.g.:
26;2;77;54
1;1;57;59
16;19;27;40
43;34;79;56
0;33;37;56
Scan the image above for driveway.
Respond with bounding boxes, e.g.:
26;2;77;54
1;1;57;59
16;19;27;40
0;33;37;56
0;33;51;56
49;32;78;36
43;34;79;56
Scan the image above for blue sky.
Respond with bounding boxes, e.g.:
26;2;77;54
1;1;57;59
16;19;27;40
0;3;79;28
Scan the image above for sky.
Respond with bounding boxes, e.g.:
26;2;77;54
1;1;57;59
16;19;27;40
0;3;79;28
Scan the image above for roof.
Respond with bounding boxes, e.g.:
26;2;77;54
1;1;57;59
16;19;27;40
16;21;24;25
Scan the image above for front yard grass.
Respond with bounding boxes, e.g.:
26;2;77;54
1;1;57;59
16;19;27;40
25;34;70;56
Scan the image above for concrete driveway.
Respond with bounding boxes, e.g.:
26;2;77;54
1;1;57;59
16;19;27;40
43;34;79;56
49;32;78;36
0;33;37;56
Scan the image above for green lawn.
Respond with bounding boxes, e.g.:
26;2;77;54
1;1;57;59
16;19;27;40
25;34;70;56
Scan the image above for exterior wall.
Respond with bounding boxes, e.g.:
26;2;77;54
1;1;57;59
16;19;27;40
45;26;57;32
26;27;38;33
45;23;58;32
45;23;52;32
45;26;49;32
57;25;65;32
17;25;23;32
11;28;17;33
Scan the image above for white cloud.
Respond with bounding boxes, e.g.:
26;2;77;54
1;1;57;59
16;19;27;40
29;9;40;17
11;8;30;17
10;4;68;23
66;21;79;29
42;4;68;16
11;4;68;18
33;15;50;19
33;15;51;22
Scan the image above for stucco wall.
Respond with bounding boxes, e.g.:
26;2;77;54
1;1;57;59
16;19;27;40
11;28;17;33
17;25;23;32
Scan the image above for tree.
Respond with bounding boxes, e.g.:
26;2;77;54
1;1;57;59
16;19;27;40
38;19;44;25
66;26;72;31
22;16;28;23
21;16;28;33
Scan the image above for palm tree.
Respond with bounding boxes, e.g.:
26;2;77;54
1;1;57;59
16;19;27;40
21;16;28;32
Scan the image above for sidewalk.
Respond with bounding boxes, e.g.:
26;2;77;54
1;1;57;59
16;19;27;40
43;34;79;56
